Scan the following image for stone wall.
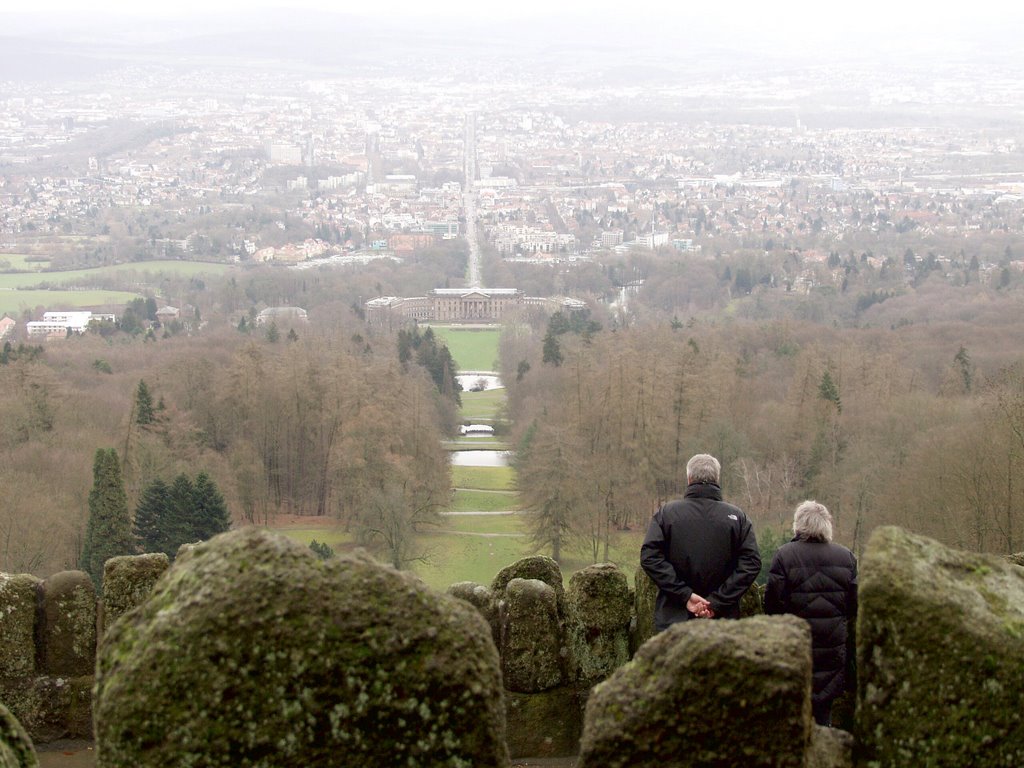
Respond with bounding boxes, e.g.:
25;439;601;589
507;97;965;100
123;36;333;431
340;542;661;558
4;528;1020;767
0;556;169;743
0;549;661;755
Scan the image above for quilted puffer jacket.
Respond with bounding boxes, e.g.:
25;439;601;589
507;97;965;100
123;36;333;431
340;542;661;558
764;538;858;706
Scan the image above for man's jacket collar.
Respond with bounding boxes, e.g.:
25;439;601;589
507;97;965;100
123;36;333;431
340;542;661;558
684;482;723;500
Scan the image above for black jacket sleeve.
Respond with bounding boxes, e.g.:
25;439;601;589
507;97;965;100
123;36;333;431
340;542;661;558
640;512;694;603
763;549;788;615
709;517;761;614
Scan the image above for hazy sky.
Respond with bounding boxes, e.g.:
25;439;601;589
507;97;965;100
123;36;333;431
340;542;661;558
0;0;1020;53
0;0;1018;26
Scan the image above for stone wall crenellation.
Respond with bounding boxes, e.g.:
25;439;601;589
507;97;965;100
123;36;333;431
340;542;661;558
2;533;1022;768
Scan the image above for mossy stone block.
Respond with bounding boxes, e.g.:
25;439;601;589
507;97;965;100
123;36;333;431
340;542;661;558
101;553;169;632
807;725;852;768
65;676;94;740
37;572;96;678
857;526;1024;768
447;581;499;647
94;528;509;768
630;566;657;655
501;578;564;693
492;556;564;611
740;581;764;617
0;702;39;768
0;574;40;680
567;564;631;684
578;615;812;768
0;676;80;744
1006;552;1024;567
506;687;587;759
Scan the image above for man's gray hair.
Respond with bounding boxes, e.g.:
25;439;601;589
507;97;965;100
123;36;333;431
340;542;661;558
793;500;833;542
686;454;721;485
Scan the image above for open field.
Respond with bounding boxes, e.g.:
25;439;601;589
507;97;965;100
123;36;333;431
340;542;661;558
0;260;234;315
443;513;522;534
444;438;510;450
452;464;515;491
0;253;50;271
414;527;532;590
459;388;505;420
0;260;232;291
430;325;502;371
0;289;142;316
268;515;646;593
450;488;519;513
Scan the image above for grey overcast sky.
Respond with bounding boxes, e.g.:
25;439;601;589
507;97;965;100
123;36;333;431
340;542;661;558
0;0;1021;57
0;0;1020;29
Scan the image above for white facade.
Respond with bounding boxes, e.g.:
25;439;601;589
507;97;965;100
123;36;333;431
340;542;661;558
26;310;100;337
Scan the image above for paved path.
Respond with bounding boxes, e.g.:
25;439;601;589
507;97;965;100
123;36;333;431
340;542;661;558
36;741;95;768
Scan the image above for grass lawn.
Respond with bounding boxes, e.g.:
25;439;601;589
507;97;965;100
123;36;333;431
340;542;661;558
558;529;647;586
0;289;142;316
444;438;509;450
413;528;532;591
459;388;505;420
452;464;515;491
274;527;354;550
443;513;523;534
449;488;518;513
430;326;501;371
268;518;646;593
0;254;49;271
0;260;232;291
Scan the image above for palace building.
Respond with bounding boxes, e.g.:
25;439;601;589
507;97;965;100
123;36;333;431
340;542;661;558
365;288;585;325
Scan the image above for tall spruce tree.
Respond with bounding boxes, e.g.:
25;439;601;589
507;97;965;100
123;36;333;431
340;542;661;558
133;473;230;559
133;478;172;555
167;474;197;553
135;379;155;425
192;472;231;541
81;448;133;589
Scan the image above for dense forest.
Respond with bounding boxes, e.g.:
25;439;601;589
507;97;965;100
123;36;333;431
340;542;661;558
1;236;1023;576
503;292;1024;560
0;317;455;575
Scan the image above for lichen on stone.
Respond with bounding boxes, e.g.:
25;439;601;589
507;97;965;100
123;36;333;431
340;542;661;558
566;564;631;684
857;526;1024;768
0;574;40;681
37;572;96;678
578;615;813;768
0;702;39;768
101;553;169;632
499;578;565;694
93;528;510;768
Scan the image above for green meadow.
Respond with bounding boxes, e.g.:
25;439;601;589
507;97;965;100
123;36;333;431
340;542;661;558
0;253;50;271
0;260;235;316
271;515;646;593
0;259;232;291
451;464;514;491
449;488;518;513
459;388;505;421
430;325;502;371
0;289;143;316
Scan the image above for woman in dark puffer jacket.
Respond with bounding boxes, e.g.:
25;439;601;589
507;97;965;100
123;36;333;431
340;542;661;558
765;500;857;727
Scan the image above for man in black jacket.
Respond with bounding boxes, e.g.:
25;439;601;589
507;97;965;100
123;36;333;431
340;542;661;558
764;500;858;727
641;453;761;631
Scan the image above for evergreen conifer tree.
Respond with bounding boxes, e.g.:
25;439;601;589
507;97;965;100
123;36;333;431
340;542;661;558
167;474;197;552
82;448;134;589
192;472;231;541
133;478;172;555
135;379;155;425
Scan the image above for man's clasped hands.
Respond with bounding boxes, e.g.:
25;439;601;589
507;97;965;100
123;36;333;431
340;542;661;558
686;593;715;619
